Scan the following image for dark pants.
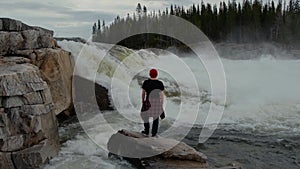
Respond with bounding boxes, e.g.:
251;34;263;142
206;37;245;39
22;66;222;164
143;117;159;136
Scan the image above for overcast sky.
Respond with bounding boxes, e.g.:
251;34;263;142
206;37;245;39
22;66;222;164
0;0;274;39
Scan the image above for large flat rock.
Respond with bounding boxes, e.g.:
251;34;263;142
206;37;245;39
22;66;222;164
108;129;210;169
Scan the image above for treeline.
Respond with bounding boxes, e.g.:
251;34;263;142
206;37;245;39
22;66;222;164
92;0;300;49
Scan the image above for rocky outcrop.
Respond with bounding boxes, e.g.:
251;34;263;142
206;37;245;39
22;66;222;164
73;76;113;111
0;18;74;168
0;18;74;115
107;130;210;169
0;18;55;56
0;63;59;169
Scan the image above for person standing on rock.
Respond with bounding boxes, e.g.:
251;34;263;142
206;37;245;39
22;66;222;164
141;68;165;137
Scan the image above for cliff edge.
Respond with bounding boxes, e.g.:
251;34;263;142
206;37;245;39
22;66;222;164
0;18;74;168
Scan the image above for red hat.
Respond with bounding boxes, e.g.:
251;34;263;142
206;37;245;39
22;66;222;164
149;68;158;78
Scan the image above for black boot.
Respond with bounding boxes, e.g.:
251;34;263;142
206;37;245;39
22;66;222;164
151;118;159;137
142;122;150;136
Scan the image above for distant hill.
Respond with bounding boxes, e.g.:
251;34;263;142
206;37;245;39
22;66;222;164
55;37;87;44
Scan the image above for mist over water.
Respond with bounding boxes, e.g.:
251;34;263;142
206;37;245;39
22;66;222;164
59;40;300;134
45;40;300;168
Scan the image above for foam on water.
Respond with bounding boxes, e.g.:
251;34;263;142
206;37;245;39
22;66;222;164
44;114;134;169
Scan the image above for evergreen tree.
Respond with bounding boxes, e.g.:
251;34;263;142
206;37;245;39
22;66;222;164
136;3;142;14
98;19;101;30
102;20;105;29
143;5;147;14
92;23;96;34
170;4;174;15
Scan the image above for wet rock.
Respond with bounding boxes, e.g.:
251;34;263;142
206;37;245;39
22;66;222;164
73;76;113;112
108;129;210;169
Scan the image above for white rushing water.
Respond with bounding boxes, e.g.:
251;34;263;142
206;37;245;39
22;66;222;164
45;40;300;168
59;40;300;133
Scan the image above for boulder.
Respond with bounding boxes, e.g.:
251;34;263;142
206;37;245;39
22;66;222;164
33;48;74;115
0;139;58;169
107;129;210;169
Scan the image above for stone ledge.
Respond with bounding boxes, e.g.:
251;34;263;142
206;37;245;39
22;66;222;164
0;18;53;35
0;56;31;64
0;30;55;56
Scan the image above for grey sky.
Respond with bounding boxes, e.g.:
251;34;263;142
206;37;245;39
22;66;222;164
0;0;273;39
